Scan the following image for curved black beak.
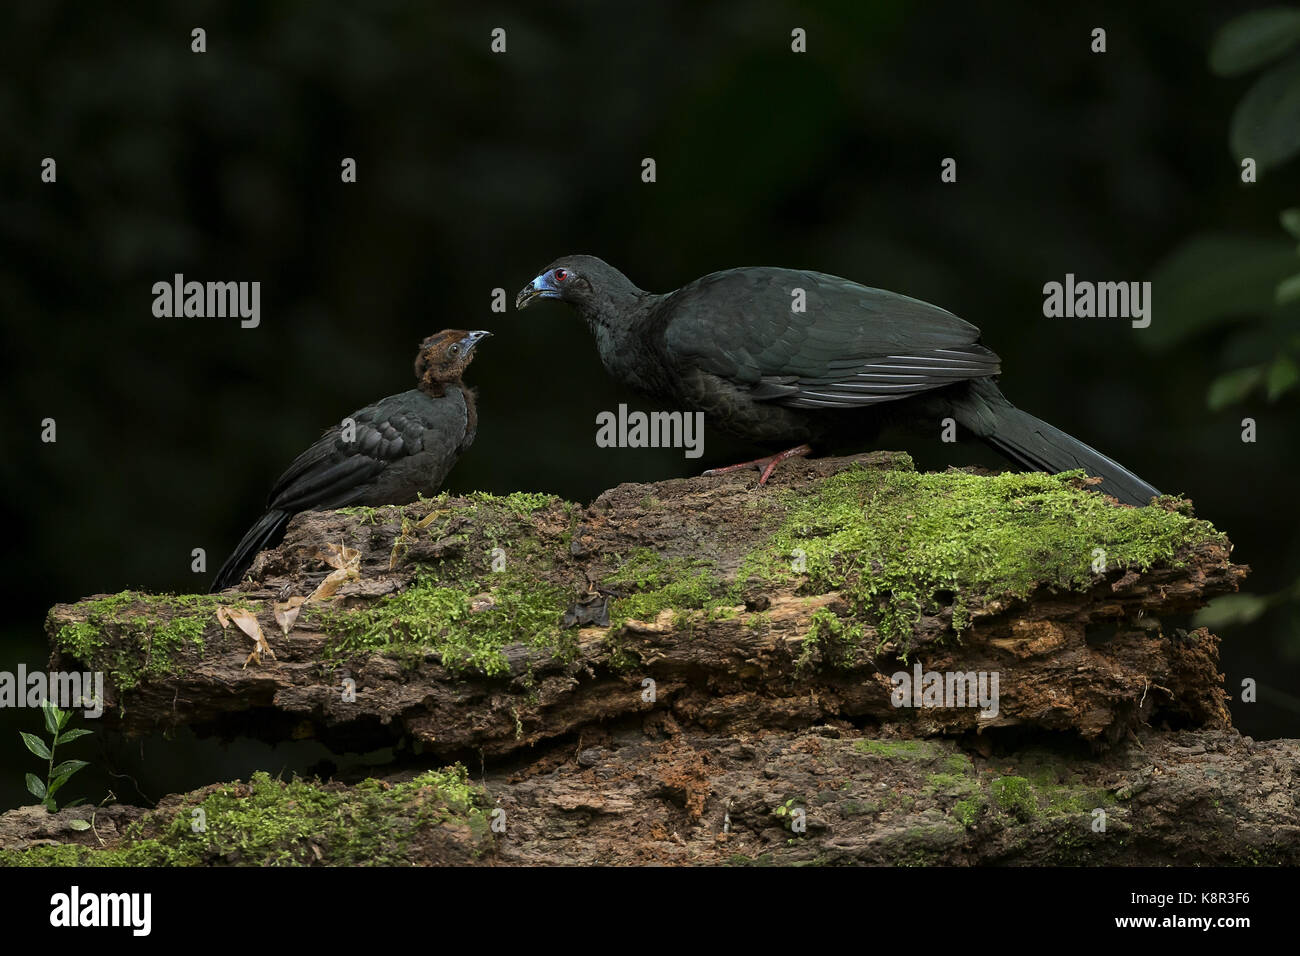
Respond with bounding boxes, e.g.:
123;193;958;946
460;330;492;352
516;271;561;310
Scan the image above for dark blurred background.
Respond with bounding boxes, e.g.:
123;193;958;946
3;1;1299;811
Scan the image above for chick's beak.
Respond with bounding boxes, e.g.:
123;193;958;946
516;272;559;310
460;330;492;353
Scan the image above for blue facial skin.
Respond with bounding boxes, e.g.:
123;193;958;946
515;271;562;309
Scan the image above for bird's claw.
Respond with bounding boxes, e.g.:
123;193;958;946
701;444;812;486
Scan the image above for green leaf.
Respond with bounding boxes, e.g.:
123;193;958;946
68;819;92;831
20;731;51;760
50;759;89;780
1266;354;1300;398
1281;208;1300;238
56;707;71;730
1277;271;1300;304
46;774;72;799
1144;235;1300;349
1207;365;1265;410
25;773;46;800
1210;8;1300;76
1194;592;1272;629
1231;53;1300;169
55;728;94;745
41;700;60;736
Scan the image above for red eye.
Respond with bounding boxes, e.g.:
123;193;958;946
554;269;568;282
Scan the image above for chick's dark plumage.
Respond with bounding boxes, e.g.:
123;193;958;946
517;256;1159;505
211;329;490;591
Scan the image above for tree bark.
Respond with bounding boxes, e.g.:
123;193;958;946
8;451;1290;866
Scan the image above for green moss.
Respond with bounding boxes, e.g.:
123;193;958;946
924;767;984;829
603;548;682;591
51;591;235;692
852;738;942;760
54;621;99;657
942;752;975;775
333;505;392;525
726;852;778;867
753;460;1225;655
466;490;561;517
610;571;718;627
995;751;1117;816
953;796;986;829
991;776;1038;821
458;492;565;551
886;823;964;866
603;550;730;628
1045;787;1116;814
320;568;575;676
396;492;567;569
306;493;584;675
799;608;865;671
0;766;491;867
925;773;981;798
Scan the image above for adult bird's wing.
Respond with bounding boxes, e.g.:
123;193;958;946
661;268;1000;408
263;390;449;513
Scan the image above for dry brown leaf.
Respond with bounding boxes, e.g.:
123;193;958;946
224;607;276;668
308;541;361;601
308;565;358;602
319;541;361;571
416;509;449;529
216;606;231;628
273;596;306;635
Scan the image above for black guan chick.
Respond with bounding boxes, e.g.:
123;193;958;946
211;329;490;591
517;256;1159;505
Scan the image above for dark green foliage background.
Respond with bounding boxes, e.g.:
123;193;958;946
1;1;1297;811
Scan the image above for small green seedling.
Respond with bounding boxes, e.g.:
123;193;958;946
20;699;93;812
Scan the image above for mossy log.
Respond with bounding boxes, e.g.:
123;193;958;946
46;452;1241;753
16;451;1292;865
3;728;1297;865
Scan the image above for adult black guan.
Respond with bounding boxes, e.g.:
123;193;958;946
210;329;490;591
516;256;1159;505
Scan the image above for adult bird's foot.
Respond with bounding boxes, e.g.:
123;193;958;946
701;444;812;486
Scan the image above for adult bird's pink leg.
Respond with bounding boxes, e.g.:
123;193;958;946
701;444;812;486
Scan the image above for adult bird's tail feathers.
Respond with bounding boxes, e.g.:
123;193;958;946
954;379;1160;507
210;509;292;592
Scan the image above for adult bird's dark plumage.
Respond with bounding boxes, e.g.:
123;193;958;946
517;256;1159;505
210;329;490;591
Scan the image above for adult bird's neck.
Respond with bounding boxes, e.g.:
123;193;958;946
575;277;654;330
579;287;653;346
581;292;677;398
